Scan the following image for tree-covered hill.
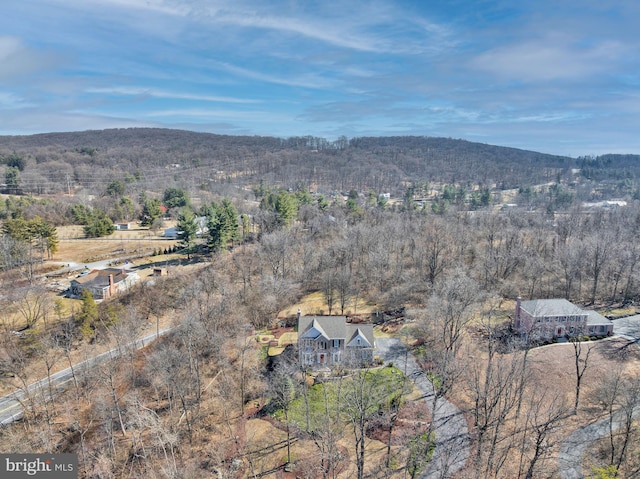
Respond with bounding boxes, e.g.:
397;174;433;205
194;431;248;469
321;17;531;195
0;128;579;196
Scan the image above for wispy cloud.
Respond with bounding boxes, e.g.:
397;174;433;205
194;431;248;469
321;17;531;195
86;86;260;104
204;10;395;53
472;33;629;82
1;1;640;155
215;62;337;90
0;91;32;109
145;108;271;119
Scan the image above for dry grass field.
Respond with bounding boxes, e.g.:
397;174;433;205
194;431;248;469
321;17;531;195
279;291;379;319
53;223;178;264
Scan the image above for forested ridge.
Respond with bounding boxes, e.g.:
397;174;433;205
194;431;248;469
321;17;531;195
1;128;640;478
0;128;618;195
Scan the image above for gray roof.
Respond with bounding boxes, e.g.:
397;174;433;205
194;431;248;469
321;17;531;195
298;316;375;347
346;326;374;347
71;268;132;290
298;316;348;339
586;310;612;326
519;298;612;327
520;299;585;317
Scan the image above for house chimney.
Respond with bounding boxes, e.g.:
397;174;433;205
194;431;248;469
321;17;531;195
297;309;301;321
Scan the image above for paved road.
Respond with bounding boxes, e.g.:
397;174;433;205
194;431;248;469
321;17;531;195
46;258;138;277
0;327;173;425
611;314;640;342
376;338;470;479
558;409;640;479
557;314;640;478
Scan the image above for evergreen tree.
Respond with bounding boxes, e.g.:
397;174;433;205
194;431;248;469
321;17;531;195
84;209;115;237
77;290;98;339
177;208;198;259
4;166;20;194
275;191;298;227
205;199;239;251
162;187;189;209
140;198;162;226
3;216;59;259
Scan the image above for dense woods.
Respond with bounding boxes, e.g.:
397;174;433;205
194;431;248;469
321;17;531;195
1;129;640;478
0;128;638;201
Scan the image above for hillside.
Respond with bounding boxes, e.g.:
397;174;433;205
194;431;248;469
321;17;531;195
0;128;579;197
1;128;640;478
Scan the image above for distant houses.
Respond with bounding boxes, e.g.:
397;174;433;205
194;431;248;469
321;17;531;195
163;216;208;239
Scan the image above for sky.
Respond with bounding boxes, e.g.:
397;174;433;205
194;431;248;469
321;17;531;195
1;0;639;157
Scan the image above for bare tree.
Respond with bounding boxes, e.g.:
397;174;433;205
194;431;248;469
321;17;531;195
322;269;336;315
594;368;624;468
268;358;297;466
340;368;401;479
571;336;593;414
584;232;613;304
335;267;352;315
14;285;52;329
425;270;483;357
467;344;527;478
310;379;346;479
517;389;570;479
593;371;640;474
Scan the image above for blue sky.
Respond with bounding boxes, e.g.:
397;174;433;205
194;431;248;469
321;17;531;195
1;0;639;156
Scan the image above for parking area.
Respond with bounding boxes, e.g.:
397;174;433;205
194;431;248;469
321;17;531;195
613;314;640;341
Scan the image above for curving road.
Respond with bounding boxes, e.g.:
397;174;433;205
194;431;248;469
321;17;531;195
557;314;640;478
558;408;640;479
0;327;173;425
376;338;470;479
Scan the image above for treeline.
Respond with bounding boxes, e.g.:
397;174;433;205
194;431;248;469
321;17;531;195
0;128;612;199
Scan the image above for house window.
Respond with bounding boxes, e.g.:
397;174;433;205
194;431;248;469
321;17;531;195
333;339;340;348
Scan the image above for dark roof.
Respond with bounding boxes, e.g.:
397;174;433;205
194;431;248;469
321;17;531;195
71;268;130;289
298;316;375;347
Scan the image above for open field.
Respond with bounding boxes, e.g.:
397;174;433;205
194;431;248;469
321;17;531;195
53;223;178;264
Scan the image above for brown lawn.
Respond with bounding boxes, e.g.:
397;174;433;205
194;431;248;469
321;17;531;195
53;223;178;264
